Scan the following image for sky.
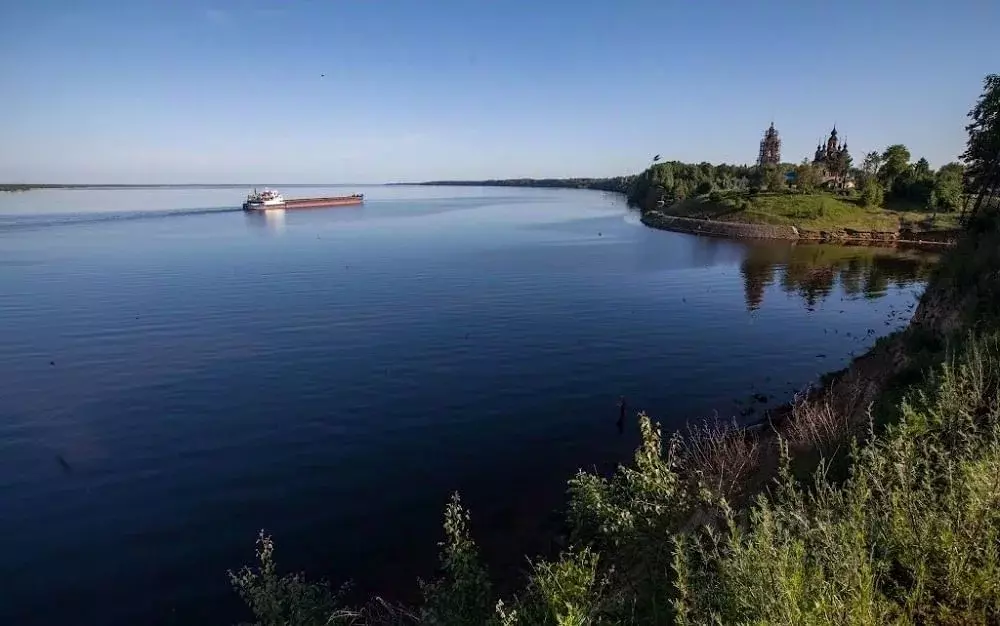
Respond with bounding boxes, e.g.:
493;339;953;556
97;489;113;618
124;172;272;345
1;0;998;184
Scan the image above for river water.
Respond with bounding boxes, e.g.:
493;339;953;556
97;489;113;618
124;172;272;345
0;185;937;625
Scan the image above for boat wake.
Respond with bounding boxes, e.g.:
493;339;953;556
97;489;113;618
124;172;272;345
0;206;244;232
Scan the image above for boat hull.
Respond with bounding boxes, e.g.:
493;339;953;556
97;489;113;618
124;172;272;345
243;194;364;211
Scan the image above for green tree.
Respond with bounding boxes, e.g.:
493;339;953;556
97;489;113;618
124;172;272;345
627;161;757;208
763;165;786;192
862;151;882;178
914;157;932;180
674;179;692;201
420;493;494;626
228;532;348;626
893;156;935;205
861;177;884;208
749;168;764;194
795;160;821;192
960;74;1000;192
933;162;965;212
879;144;912;191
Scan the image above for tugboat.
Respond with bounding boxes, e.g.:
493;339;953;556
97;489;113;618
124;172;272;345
242;188;364;211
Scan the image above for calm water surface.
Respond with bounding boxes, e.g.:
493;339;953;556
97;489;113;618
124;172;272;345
0;186;937;625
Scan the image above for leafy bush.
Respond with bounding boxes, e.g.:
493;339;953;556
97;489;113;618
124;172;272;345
707;190;723;203
228;532;352;626
419;494;494;626
498;548;607;626
861;178;884;208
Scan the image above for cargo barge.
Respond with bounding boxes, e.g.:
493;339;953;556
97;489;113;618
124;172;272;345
242;188;364;211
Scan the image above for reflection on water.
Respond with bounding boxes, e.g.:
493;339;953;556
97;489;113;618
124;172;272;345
244;208;286;233
740;243;941;312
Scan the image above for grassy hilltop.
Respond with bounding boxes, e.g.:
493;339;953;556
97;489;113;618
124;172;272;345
227;75;1000;626
660;191;961;233
629;142;967;237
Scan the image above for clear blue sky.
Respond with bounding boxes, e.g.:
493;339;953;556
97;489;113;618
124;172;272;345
2;0;997;183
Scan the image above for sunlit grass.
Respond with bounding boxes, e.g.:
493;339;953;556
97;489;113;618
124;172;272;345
665;191;959;232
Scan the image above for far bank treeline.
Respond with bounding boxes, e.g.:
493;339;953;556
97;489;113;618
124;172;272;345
417;177;634;194
627;150;967;213
423;147;967;215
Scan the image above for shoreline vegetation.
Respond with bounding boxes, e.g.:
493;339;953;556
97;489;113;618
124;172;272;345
626;142;968;246
227;75;1000;625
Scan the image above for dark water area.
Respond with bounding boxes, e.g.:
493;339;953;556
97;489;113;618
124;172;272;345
0;186;937;625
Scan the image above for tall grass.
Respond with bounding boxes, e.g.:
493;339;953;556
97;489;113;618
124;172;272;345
672;332;1000;624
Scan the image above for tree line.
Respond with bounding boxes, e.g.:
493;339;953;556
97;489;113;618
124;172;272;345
628;152;968;213
419;177;634;194
626;161;758;208
855;146;965;211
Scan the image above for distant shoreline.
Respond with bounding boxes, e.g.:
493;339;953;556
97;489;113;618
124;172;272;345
2;179;634;193
411;177;633;193
2;180;631;191
0;183;373;192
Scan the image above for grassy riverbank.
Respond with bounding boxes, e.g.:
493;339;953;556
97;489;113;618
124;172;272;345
662;191;956;233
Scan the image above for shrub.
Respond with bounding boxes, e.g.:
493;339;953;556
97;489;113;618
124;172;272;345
499;548;606;626
228;532;353;626
419;493;494;626
860;178;884;208
708;190;724;203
